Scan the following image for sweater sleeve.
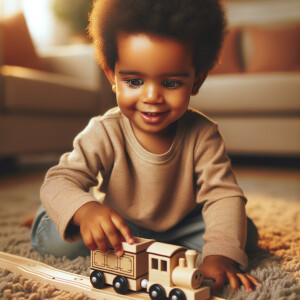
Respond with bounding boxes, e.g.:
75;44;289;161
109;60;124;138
40;117;114;242
194;124;248;269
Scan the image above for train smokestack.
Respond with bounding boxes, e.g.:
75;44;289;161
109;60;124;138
179;257;186;268
185;250;198;269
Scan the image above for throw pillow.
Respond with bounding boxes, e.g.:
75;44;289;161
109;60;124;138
246;24;300;72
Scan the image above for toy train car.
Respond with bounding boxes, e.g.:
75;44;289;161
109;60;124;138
90;237;210;300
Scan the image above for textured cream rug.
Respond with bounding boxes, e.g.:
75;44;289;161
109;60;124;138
0;167;299;299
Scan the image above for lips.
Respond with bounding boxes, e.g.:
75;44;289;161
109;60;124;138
143;112;161;116
140;111;167;124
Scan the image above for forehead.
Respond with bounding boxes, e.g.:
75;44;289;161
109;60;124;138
116;32;195;75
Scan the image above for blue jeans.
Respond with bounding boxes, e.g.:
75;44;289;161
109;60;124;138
31;204;258;259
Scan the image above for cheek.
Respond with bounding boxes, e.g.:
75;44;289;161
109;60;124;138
169;91;190;110
116;84;139;106
116;87;133;106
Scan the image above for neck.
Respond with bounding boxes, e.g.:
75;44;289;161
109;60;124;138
132;123;177;154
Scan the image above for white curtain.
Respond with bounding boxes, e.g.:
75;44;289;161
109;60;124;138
0;0;23;17
23;0;72;48
0;0;71;48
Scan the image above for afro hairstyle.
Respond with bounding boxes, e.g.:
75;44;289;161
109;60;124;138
88;0;226;75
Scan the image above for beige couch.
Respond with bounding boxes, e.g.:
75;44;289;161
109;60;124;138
0;45;115;157
0;13;115;157
1;1;299;158
190;0;300;156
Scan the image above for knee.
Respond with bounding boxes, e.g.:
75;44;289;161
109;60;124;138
31;212;89;259
32;225;89;259
245;218;259;254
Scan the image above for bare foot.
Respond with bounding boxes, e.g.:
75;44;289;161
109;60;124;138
20;212;36;228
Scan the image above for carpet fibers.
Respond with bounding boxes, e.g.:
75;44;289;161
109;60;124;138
0;167;299;299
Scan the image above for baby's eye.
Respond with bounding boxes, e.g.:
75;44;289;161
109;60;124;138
124;79;144;88
163;80;182;89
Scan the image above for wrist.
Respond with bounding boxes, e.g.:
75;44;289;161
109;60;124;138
204;255;237;266
72;201;101;226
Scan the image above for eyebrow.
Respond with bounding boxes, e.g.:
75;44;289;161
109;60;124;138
119;71;190;77
119;71;141;76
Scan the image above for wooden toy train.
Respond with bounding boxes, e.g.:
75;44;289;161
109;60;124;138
90;237;210;300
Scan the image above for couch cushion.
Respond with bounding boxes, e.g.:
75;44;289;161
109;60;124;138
245;24;300;72
0;114;91;155
0;13;45;70
210;27;242;74
1;66;101;116
190;73;300;115
213;116;300;155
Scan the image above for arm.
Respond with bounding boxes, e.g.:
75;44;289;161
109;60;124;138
41;117;133;254
199;198;260;292
194;124;259;292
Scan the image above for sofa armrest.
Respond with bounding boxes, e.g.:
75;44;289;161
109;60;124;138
0;65;103;115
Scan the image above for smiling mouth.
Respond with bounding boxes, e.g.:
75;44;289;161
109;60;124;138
142;111;167;116
143;112;161;116
140;111;168;124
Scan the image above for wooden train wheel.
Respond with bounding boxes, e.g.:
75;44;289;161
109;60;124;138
113;275;129;294
90;270;105;289
149;284;166;300
169;288;186;300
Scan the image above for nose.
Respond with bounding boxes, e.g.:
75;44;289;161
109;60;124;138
142;83;164;104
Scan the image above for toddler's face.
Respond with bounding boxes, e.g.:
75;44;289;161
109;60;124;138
106;32;203;139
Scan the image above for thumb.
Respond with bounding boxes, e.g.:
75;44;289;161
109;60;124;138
214;273;227;293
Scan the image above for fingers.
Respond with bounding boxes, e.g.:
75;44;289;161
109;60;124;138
79;205;134;257
99;212;134;257
80;216;111;253
96;214;134;257
83;219;124;256
206;271;257;294
101;218;125;257
227;272;240;292
236;273;253;293
111;214;135;245
228;273;260;293
199;255;260;294
81;227;98;251
245;273;261;286
214;273;227;293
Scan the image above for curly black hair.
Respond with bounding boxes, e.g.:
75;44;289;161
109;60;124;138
88;0;226;75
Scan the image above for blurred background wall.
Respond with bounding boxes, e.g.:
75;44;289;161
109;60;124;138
0;0;115;166
0;0;96;49
0;0;299;168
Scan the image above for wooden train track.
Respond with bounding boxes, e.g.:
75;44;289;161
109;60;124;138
0;251;224;300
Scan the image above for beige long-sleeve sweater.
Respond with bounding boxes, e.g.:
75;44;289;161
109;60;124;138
41;107;248;268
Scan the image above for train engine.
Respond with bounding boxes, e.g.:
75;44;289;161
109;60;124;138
144;242;210;300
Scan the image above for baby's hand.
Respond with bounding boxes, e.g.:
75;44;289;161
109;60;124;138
199;255;260;293
72;202;135;257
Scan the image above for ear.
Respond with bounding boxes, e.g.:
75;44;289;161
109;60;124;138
103;67;116;86
191;72;207;95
